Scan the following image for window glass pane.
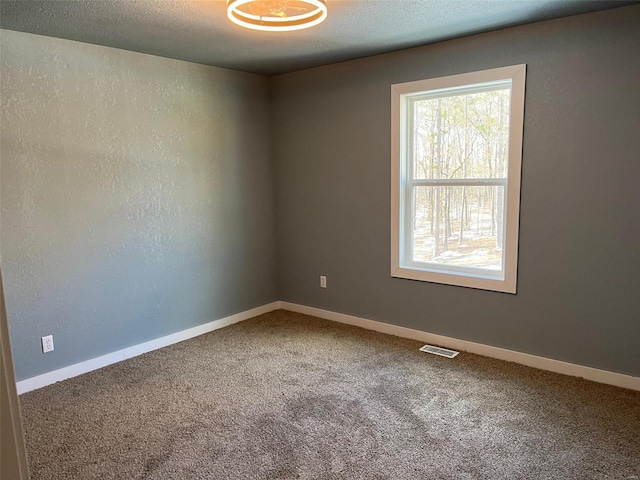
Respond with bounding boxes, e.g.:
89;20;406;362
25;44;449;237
412;89;511;180
412;185;504;271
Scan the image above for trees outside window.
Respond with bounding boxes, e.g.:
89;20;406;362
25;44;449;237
391;65;526;293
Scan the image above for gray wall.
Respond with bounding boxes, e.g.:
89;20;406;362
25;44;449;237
2;6;639;384
1;30;277;381
271;6;640;376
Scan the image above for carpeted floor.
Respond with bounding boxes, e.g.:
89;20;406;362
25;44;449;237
19;310;640;479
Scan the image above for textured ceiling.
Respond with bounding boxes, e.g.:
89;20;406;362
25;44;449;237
1;0;637;75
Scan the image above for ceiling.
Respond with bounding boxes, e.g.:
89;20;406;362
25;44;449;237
1;0;636;76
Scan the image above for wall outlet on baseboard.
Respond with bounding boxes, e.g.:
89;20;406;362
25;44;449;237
42;335;54;353
320;275;327;288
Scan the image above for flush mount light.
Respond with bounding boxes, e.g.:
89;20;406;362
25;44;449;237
227;0;328;32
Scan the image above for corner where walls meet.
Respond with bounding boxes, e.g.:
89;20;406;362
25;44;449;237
0;29;278;381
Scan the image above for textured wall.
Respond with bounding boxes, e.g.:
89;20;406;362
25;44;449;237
271;6;640;376
1;30;277;381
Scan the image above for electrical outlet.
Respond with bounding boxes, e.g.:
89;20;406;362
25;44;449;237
42;335;54;353
320;275;327;288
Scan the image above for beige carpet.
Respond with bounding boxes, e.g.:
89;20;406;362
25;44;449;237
19;310;640;479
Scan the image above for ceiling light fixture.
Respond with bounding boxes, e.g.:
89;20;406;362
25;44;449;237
227;0;328;32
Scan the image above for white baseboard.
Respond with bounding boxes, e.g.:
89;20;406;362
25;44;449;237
16;302;281;394
281;302;640;392
18;300;639;394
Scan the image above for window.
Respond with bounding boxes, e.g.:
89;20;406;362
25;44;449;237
391;65;526;293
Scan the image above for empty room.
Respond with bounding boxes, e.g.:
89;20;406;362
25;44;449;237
1;1;639;478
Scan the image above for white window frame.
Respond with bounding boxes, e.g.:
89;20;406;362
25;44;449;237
391;64;526;294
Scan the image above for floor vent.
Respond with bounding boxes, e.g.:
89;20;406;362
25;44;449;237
419;344;459;358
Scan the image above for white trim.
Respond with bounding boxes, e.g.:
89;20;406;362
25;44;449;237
17;300;639;394
391;64;526;294
280;302;640;392
16;301;282;394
